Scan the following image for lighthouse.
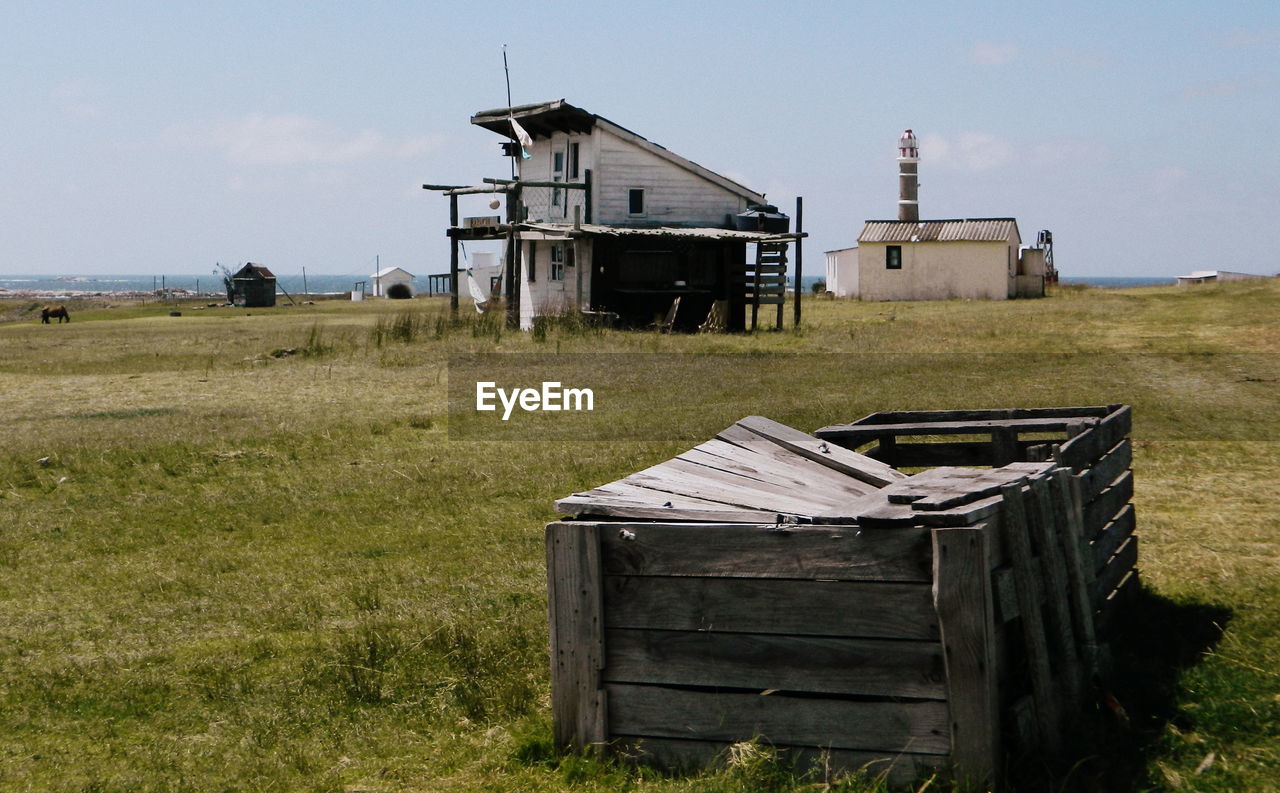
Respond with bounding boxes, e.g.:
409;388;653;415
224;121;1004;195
897;129;919;223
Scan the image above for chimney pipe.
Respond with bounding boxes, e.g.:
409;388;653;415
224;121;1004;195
897;129;919;223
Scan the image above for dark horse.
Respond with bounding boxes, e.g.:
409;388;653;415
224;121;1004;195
41;305;70;324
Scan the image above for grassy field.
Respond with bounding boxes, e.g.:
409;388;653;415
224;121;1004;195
0;283;1277;792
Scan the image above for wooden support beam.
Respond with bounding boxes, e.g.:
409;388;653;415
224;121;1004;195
793;196;803;328
449;194;459;314
1030;476;1087;713
546;522;607;751
1054;468;1100;682
932;524;1001;789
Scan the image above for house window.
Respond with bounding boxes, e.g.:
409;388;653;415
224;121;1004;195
553;151;564;173
527;241;537;282
568;142;580;179
550;244;565;281
886;245;902;270
628;188;645;217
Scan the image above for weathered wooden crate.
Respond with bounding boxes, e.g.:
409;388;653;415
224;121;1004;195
547;408;1137;789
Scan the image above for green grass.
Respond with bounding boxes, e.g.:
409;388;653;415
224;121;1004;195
0;282;1277;791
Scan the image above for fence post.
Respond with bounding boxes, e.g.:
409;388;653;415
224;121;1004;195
547;522;607;751
933;523;1000;788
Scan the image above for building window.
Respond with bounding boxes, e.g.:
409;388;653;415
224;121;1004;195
527;241;537;282
568;142;580;179
550;244;565;281
553;151;564;173
886;245;902;270
628;188;645;217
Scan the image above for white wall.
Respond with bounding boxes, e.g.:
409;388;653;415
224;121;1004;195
825;248;859;297
518;236;593;329
857;241;1013;301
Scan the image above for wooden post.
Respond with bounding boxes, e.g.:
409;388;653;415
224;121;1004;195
505;183;522;329
449;194;459;315
546;522;607;751
583;169;593;224
793;197;803;328
999;481;1063;755
932;524;1000;789
1054;469;1099;679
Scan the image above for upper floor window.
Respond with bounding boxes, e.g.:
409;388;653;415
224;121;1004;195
553;151;564;173
568;142;580;179
886;245;902;270
628;188;645;217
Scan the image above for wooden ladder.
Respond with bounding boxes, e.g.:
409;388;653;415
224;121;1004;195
747;241;787;330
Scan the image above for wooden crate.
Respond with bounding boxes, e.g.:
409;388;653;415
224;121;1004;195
548;409;1137;789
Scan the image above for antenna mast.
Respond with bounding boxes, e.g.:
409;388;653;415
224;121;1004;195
503;45;515;179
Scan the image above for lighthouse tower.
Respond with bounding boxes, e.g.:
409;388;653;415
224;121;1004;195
897;129;919;223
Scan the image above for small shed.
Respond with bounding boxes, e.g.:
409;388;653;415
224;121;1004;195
230;263;277;307
548;407;1136;788
372;266;415;299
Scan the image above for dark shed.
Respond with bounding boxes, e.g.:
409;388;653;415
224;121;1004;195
230;263;277;307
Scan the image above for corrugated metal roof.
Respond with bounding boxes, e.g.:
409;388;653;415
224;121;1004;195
520;222;779;241
857;218;1019;244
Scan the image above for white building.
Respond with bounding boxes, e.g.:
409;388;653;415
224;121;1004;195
371;266;415;299
436;99;796;331
1176;270;1269;286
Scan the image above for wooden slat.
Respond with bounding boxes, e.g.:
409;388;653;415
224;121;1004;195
623;463;836;515
614;736;946;786
1078;439;1132;502
817;416;1098;440
1082;471;1134;539
547;522;607;750
607;684;950;754
597;522;933;582
932;524;1001;789
1053;469;1100;682
869;441;999;467
843;406;1117;426
1030;476;1086;712
639;456;848;510
574;480;781;513
555;495;785;523
725;416;905;487
752;296;785;305
1091;503;1136;576
1091;534;1138;610
604;576;937;639
604;629;946;699
999;483;1063;754
1056;405;1132;471
682;439;878;499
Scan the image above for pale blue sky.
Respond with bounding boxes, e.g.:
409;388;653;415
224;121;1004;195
3;0;1277;279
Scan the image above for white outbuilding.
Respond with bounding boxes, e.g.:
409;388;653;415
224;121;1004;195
372;266;415;299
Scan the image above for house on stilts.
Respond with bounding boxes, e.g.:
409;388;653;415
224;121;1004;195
424;100;805;331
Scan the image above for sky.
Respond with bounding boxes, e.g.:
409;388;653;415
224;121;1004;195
3;0;1278;280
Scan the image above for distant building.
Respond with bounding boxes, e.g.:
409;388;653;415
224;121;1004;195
372;266;415;298
429;99;802;331
825;130;1048;301
1176;270;1269;286
229;263;277;307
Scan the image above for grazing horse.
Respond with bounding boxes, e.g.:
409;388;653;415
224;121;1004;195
41;305;70;324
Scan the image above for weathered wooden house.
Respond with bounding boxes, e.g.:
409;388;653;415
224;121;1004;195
426;100;803;331
229;263;277;307
826;130;1047;301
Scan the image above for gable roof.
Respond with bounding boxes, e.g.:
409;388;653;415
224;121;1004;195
858;219;1020;244
470;99;766;204
232;263;276;279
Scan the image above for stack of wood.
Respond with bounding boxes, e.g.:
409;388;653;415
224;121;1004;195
547;408;1138;789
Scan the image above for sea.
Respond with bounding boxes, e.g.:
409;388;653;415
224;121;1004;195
0;274;1175;298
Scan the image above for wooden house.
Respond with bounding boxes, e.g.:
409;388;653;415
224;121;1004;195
229;263;277;307
427;100;803;331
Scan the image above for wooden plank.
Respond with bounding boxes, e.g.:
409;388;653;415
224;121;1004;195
632;455;849;511
607;684;950;754
843;406;1117;426
753;296;785;305
1078;439;1132;502
999;483;1063;754
597;522;933;582
575;480;778;513
861;441;999;467
1091;503;1136;576
604;629;946;699
1091;534;1138;611
1057;405;1132;471
1030;476;1087;712
682;439;878;498
726;416;906;487
1053;469;1101;682
546;522;607;750
604;576;937;640
932;524;1001;789
816;416;1099;440
1082;471;1134;539
614;736;946;787
555;495;785;524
